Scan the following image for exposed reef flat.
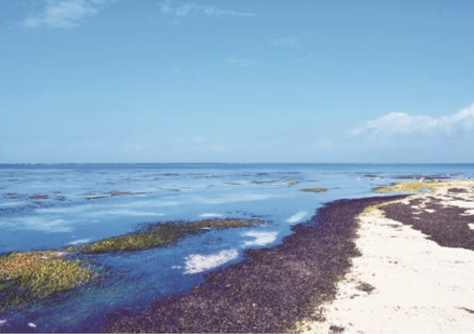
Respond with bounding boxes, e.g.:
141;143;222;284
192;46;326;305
0;251;93;312
372;179;471;194
101;195;405;333
299;180;474;333
73;219;264;254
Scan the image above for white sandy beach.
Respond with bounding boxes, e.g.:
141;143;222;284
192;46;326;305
298;181;474;333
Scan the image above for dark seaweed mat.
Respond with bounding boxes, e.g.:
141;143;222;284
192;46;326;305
100;195;406;333
448;188;468;193
382;198;474;251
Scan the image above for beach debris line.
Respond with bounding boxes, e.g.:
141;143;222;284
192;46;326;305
72;218;265;254
0;251;93;312
381;192;474;251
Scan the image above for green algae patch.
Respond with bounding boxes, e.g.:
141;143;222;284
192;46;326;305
373;181;439;193
0;251;93;311
300;187;327;193
75;219;263;254
186;219;260;229
372;180;474;194
75;224;187;254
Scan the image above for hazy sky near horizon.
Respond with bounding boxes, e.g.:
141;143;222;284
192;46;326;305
1;0;474;163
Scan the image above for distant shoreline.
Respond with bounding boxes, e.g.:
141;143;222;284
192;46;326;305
2;162;474;166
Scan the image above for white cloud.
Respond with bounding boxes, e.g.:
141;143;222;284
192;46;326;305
352;103;474;137
160;1;255;18
22;0;115;29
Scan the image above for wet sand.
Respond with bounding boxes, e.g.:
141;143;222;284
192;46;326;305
102;195;405;333
299;180;474;333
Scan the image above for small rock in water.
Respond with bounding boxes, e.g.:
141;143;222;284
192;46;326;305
0;320;7;326
28;322;36;328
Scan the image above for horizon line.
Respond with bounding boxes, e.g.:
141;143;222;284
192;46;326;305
1;162;473;165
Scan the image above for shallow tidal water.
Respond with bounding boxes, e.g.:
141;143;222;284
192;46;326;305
0;163;473;332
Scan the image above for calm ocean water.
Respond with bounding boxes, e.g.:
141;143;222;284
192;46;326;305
0;163;473;332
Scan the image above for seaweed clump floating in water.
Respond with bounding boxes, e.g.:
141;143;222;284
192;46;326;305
73;219;264;254
300;187;327;193
0;251;93;312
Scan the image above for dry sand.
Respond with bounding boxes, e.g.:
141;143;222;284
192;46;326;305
298;180;474;334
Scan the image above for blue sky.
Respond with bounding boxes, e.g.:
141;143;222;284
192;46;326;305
1;0;473;163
